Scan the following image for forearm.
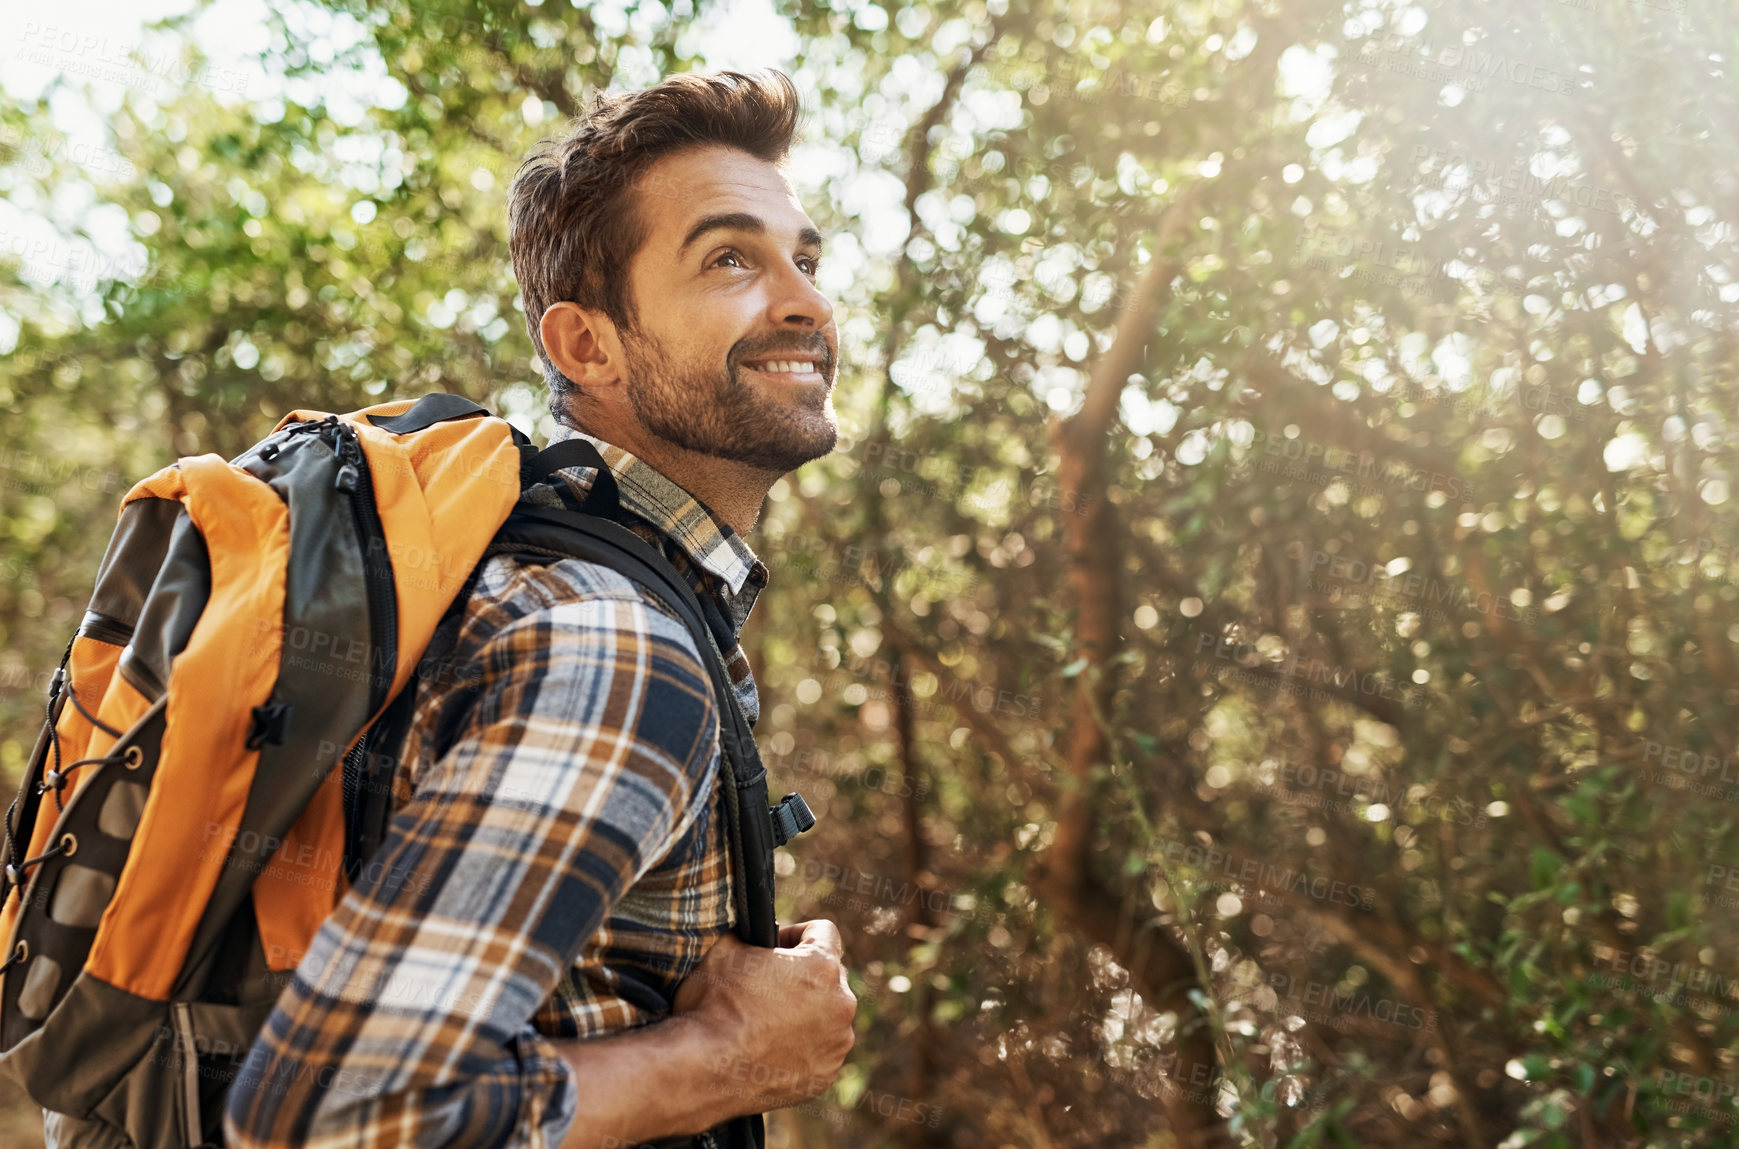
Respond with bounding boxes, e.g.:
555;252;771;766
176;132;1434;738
552;1014;741;1149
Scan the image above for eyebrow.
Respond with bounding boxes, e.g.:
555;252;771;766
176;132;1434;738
677;211;825;258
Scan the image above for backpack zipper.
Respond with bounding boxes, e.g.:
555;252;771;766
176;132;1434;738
324;418;398;715
310;417;399;881
171;1001;202;1147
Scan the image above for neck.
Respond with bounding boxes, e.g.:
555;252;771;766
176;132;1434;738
573;422;775;538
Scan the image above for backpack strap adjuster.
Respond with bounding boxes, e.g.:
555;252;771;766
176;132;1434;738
246;703;293;751
769;792;816;847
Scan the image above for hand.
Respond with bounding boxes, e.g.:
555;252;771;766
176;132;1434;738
672;921;858;1115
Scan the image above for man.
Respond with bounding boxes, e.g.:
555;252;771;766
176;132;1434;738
224;68;857;1148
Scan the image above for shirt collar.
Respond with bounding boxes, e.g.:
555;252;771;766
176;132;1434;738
543;424;769;601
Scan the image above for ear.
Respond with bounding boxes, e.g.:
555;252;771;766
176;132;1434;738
540;302;623;393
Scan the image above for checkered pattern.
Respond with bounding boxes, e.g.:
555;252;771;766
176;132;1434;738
225;428;769;1148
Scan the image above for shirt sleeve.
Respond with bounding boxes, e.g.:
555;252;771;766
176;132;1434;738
223;576;721;1149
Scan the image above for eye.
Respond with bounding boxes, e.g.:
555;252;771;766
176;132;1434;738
797;255;821;276
711;248;747;269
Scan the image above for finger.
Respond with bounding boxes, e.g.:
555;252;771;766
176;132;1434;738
784;918;844;961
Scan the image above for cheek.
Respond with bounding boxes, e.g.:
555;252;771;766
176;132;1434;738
646;292;761;375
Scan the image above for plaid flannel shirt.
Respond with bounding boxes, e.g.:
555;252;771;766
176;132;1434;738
224;426;769;1148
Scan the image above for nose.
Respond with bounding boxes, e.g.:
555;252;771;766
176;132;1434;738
766;258;835;334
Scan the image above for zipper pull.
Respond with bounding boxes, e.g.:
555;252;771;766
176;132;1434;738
333;424;365;489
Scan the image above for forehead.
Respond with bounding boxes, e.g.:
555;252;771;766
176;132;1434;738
635;144;815;247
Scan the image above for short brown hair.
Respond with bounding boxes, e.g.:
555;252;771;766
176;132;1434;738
508;68;804;424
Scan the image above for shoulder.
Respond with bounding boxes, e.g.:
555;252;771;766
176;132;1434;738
398;547;723;837
441;551;720;759
463;550;708;666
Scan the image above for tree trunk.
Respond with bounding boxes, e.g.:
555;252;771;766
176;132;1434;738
1031;196;1230;1148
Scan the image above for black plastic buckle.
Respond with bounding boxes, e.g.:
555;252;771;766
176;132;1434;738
769;792;816;847
246;702;294;750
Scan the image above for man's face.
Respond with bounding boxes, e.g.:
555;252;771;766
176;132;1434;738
616;143;838;475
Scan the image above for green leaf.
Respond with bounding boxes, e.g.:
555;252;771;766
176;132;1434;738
1530;847;1564;890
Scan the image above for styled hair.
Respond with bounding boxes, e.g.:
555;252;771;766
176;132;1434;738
507;68;804;425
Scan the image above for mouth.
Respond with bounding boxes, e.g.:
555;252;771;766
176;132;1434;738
741;356;828;384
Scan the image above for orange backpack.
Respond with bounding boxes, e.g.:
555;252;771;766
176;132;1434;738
0;394;809;1148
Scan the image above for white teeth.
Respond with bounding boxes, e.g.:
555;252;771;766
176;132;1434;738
752;360;817;373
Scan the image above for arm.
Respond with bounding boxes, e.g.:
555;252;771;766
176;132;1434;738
225;578;724;1148
552;923;860;1149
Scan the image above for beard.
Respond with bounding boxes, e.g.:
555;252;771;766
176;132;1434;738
618;322;838;476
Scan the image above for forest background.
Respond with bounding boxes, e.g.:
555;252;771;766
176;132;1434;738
2;0;1737;1144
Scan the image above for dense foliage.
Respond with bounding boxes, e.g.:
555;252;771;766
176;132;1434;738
3;0;1736;1145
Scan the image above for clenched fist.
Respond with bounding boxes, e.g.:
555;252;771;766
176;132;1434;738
673;920;858;1115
